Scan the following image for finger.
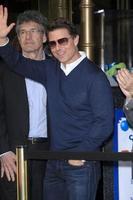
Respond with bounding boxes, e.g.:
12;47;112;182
4;166;11;181
7;23;15;33
117;70;130;86
117;70;127;81
2;162;16;181
68;160;84;166
8;168;15;182
119;68;131;80
1;163;5;178
1;153;17;174
5;161;17;177
5;160;16;181
116;74;126;86
0;5;3;17
10;161;17;175
3;7;7;22
81;160;86;163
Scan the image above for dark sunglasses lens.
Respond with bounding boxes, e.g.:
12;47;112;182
49;41;56;48
58;38;69;45
49;37;69;48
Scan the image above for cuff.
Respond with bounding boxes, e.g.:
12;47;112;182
124;98;133;110
0;37;9;47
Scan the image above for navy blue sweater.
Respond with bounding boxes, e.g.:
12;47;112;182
0;44;114;151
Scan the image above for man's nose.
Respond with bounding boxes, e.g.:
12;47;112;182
25;31;32;39
54;42;61;50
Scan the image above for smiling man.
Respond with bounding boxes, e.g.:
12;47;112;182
0;6;114;200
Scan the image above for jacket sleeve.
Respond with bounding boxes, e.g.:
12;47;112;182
0;42;49;86
77;71;114;151
0;64;9;154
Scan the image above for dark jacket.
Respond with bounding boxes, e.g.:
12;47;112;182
0;59;29;154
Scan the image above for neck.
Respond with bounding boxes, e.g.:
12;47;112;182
23;49;45;61
63;51;81;68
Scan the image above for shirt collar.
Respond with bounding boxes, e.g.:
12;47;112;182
60;51;86;76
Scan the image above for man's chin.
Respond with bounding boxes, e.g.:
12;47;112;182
57;56;66;64
23;48;36;53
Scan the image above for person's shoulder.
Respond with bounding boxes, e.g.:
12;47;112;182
83;57;103;74
0;58;23;76
83;58;110;83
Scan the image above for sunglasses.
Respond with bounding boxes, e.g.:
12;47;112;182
48;37;72;49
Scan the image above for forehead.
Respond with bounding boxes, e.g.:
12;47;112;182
48;28;70;40
19;21;41;30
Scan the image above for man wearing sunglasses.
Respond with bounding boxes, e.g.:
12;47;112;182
0;5;114;200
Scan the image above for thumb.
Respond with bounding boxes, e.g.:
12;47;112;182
7;23;15;33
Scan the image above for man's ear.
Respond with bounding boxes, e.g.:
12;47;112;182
43;34;47;43
74;35;79;46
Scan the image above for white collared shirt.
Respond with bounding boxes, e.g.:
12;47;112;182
25;78;47;138
60;51;86;75
24;52;47;138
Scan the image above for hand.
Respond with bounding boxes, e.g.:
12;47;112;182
68;160;86;166
0;5;15;44
116;68;133;98
0;151;17;182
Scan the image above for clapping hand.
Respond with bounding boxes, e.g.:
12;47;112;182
116;68;133;98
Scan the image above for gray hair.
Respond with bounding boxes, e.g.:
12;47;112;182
16;10;48;35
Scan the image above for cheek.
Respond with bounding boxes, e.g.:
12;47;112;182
66;46;75;55
50;49;56;56
35;37;44;45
